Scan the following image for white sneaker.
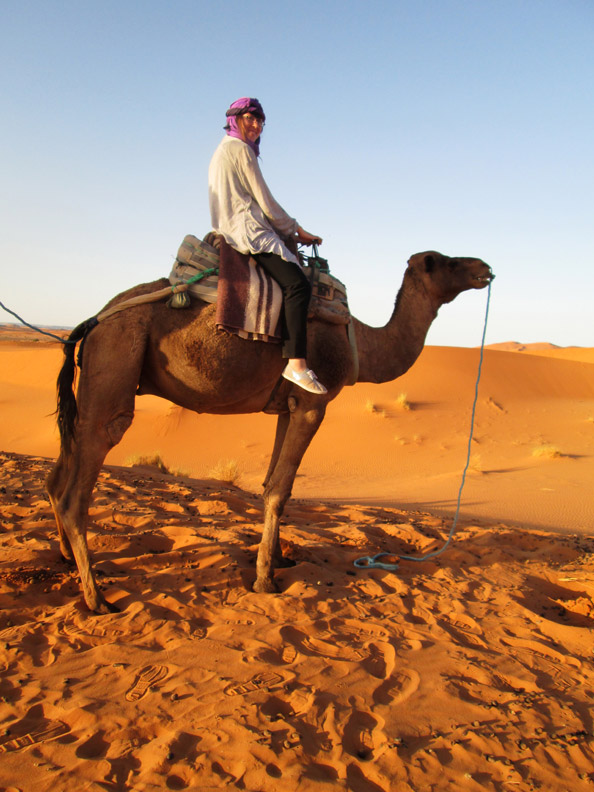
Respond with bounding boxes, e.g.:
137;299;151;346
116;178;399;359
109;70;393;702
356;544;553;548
282;365;328;394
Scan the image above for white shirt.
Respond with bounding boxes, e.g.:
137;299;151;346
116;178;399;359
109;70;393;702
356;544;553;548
208;135;299;264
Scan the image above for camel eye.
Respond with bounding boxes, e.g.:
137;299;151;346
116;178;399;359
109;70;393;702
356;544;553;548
448;259;460;270
424;255;435;273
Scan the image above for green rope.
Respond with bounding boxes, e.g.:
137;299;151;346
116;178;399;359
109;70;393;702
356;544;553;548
172;266;218;291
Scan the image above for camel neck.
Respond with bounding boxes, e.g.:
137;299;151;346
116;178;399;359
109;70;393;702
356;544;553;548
353;267;439;384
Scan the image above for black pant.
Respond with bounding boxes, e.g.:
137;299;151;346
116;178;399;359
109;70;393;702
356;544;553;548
254;252;311;359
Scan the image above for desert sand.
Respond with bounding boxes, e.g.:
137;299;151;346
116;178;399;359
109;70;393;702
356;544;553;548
1;325;593;791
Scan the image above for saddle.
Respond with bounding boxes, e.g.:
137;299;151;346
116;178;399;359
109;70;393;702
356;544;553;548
169;234;352;331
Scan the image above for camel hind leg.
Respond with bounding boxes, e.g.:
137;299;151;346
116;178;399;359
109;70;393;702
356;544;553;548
56;430;125;613
47;450;75;563
50;321;146;612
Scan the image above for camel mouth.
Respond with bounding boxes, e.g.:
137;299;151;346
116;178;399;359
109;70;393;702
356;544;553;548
474;269;494;287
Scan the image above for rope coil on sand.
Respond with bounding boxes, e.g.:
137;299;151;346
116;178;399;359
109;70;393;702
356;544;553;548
354;279;493;572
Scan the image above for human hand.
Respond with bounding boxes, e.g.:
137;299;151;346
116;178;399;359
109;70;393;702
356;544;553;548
295;226;323;246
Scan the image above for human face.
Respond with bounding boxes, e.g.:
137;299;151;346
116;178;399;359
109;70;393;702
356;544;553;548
237;112;264;144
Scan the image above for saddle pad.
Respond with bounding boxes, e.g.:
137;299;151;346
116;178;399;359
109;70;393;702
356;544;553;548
168;234;351;337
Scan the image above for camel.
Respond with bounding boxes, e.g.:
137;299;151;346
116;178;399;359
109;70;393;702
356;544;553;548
47;250;493;613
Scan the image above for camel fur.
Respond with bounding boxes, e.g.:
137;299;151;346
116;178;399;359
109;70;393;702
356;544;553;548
47;251;493;613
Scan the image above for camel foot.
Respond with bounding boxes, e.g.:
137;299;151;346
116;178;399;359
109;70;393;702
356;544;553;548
87;595;121;615
60;550;75;565
252;577;279;594
276;556;297;569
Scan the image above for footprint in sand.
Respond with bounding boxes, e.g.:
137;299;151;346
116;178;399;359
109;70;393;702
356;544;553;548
125;665;169;701
223;671;284;697
373;668;420;706
343;709;384;760
361;642;396;680
281;626;365;662
281;644;298;664
439;614;487;649
0;719;69;752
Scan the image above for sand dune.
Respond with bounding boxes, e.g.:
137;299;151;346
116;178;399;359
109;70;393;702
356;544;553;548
1;330;592;531
1;326;593;790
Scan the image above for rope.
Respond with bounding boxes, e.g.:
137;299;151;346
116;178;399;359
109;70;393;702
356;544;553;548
0;300;77;344
354;279;493;571
0;267;219;343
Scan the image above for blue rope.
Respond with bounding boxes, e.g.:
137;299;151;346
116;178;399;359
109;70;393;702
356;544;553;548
0;300;76;344
354;280;493;571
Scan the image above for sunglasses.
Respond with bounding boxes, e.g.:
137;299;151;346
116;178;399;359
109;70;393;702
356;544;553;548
241;113;265;127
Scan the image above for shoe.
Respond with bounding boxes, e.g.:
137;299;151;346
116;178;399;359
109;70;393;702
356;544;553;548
282;364;328;394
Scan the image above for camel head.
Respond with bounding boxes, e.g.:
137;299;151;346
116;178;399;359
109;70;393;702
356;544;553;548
406;251;494;305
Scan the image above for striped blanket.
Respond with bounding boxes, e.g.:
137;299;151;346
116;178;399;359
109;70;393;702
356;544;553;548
216;239;283;343
169;234;283;343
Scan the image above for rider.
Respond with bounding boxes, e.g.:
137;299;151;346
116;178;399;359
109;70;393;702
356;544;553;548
208;97;327;395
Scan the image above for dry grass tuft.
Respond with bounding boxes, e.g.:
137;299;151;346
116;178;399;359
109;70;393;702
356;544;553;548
208;458;242;485
468;453;484;474
126;453;172;474
365;399;386;417
125;453;189;477
532;444;564;460
394;392;411;411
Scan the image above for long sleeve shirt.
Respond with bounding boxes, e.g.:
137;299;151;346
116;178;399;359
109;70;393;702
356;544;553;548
208;135;299;264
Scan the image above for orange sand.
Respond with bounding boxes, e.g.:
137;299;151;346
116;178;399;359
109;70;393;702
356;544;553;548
1;326;593;790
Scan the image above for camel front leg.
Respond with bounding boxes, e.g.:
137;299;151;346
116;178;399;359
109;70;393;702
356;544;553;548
254;401;326;593
262;412;290;489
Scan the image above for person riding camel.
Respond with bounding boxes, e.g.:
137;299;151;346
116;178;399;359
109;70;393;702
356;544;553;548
208;96;327;395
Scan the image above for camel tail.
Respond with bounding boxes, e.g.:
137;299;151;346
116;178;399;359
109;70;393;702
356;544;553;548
56;317;98;453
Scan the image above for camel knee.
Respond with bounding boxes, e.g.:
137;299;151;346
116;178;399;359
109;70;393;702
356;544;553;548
47;456;69;501
264;489;290;519
106;412;134;446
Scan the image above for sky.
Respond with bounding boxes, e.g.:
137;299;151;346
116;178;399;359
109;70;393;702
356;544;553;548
1;0;593;347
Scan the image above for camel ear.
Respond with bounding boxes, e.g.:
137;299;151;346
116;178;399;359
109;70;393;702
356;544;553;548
407;252;427;269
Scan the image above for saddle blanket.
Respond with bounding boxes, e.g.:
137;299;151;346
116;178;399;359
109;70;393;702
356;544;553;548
169;234;350;344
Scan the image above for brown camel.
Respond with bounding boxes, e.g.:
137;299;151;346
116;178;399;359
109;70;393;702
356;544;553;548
47;251;493;613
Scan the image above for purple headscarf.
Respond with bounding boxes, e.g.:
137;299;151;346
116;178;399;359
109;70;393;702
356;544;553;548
224;97;266;156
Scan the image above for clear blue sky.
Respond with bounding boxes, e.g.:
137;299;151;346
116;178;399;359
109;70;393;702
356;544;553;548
2;0;593;346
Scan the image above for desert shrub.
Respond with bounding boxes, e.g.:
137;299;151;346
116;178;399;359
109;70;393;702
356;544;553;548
125;453;188;477
394;392;411;411
208;459;241;485
364;399;386;417
126;453;171;473
468;453;483;473
532;444;564;460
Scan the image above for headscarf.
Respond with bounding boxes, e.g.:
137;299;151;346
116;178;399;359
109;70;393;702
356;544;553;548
224;97;266;156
